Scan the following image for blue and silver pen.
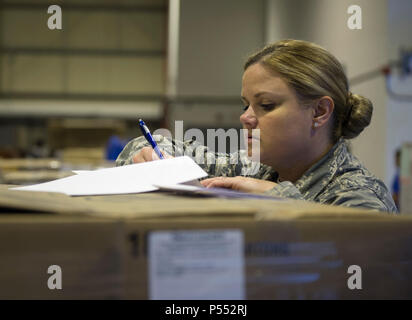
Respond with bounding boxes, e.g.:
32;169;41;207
138;118;164;159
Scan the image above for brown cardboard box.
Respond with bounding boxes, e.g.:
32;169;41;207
0;187;256;299
122;215;412;300
0;215;125;299
0;186;412;299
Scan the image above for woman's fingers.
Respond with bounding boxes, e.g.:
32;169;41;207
200;178;213;187
201;177;232;189
132;147;170;163
132;147;154;163
200;177;220;187
201;176;277;193
208;180;233;189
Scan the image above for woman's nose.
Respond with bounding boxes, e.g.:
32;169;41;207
240;106;257;128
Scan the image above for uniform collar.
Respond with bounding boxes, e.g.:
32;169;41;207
291;138;349;199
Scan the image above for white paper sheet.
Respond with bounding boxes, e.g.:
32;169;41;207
71;170;91;174
10;156;208;196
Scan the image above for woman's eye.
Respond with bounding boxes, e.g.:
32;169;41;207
242;105;249;111
261;104;275;110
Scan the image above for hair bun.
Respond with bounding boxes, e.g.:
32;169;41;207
341;92;373;139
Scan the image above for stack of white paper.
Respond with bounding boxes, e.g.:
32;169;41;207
10;156;208;196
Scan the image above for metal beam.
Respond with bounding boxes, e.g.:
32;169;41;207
0;2;167;13
0;91;241;105
0;47;165;57
0;99;164;119
0;92;166;102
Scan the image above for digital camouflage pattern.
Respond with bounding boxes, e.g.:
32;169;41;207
116;135;398;213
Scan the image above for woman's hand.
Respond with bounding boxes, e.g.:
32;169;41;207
200;176;277;194
132;147;172;163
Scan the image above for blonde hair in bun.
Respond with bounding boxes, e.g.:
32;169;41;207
341;92;373;139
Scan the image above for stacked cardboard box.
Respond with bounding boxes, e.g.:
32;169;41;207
0;187;411;299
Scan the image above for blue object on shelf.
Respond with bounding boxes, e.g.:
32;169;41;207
106;135;128;161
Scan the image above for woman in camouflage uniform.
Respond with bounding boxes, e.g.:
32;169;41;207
116;40;398;213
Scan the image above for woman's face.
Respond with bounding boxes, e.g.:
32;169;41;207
240;63;314;171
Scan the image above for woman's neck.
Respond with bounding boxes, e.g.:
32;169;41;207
277;140;334;184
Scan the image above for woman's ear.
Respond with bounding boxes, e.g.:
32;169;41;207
312;96;334;128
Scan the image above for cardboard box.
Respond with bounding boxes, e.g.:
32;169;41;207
0;187;412;299
0;215;125;299
122;216;412;300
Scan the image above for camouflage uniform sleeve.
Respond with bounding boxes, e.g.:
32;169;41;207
316;179;399;213
323;188;398;213
264;181;304;199
116;135;276;179
264;180;398;213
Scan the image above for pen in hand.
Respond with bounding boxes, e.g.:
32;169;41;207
138;118;165;160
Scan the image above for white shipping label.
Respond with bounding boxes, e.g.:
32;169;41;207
148;229;245;300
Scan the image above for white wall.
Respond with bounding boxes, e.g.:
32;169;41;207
266;0;390;183
168;0;265;130
177;0;265;97
386;0;412;189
